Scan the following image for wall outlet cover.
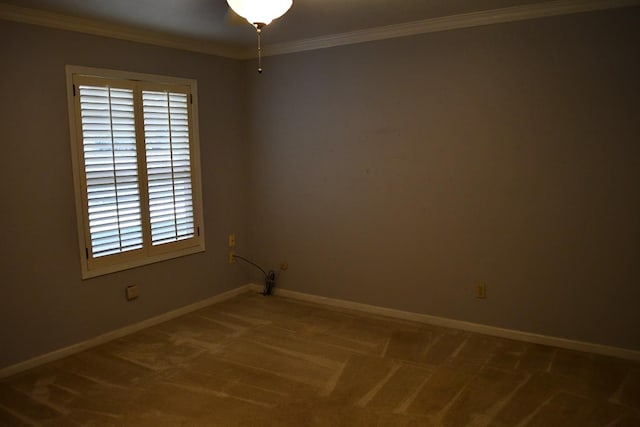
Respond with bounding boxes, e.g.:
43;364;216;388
476;282;487;299
126;285;139;301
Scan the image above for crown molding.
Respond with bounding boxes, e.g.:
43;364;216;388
0;2;247;59
1;0;639;60
263;0;640;57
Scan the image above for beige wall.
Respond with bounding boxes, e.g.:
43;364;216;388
0;21;251;368
247;8;640;350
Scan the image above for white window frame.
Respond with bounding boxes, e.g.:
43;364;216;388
66;66;205;279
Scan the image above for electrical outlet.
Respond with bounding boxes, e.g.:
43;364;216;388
476;282;487;299
228;233;236;248
229;250;236;264
280;261;288;271
126;285;139;301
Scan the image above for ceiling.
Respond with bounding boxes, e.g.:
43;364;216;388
1;0;637;57
0;0;559;45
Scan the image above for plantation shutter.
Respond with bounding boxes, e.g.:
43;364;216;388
78;85;143;258
68;67;205;278
142;90;195;246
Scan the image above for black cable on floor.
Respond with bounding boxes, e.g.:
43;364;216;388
233;254;275;296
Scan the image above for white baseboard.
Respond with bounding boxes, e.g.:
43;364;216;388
272;287;640;362
0;284;255;379
3;283;638;379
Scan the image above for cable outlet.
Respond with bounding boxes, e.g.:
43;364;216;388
126;285;139;301
476;282;487;299
229;249;236;264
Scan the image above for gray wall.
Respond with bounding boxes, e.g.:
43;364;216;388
247;8;640;350
0;21;251;369
1;7;639;370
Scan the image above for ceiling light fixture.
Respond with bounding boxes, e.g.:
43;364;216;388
226;0;293;73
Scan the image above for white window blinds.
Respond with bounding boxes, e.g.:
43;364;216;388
78;85;144;258
142;90;195;245
68;67;205;279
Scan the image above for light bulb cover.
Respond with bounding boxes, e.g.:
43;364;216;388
227;0;293;25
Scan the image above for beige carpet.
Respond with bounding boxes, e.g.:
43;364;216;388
1;291;639;426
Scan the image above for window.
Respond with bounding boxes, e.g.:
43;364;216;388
66;66;205;278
